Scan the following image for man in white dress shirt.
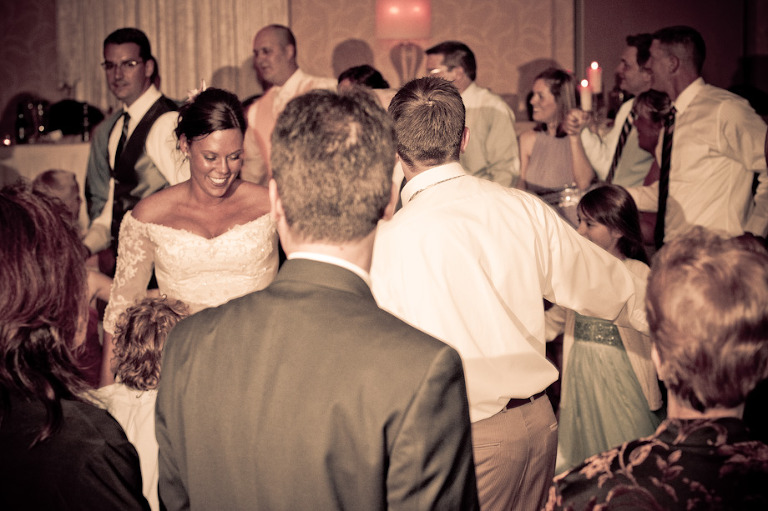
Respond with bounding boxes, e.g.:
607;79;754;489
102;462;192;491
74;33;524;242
577;33;655;187
426;41;519;187
628;25;768;243
242;24;336;185
84;28;187;260
371;77;649;511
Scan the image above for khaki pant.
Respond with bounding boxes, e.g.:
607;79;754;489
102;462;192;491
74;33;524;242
472;394;558;511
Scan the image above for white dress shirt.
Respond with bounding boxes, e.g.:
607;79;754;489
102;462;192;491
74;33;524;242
288;252;371;287
580;98;654;187
461;82;520;187
243;69;337;185
628;78;768;240
371;162;648;422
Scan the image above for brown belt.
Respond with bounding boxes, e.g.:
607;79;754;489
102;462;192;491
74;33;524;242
505;391;546;410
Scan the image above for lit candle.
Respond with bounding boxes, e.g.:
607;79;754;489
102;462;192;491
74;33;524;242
580;79;592;111
587;61;602;94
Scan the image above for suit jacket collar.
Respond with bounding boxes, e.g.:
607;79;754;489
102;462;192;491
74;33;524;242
274;258;375;302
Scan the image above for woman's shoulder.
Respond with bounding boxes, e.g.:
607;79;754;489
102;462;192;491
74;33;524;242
232;180;271;216
131;184;186;223
519;129;539;152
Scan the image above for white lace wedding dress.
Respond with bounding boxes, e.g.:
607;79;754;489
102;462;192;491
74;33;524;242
103;211;279;334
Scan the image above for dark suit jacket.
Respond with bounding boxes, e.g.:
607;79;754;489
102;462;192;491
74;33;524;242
156;258;478;510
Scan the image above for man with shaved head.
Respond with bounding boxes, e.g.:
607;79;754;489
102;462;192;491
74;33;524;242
241;24;335;185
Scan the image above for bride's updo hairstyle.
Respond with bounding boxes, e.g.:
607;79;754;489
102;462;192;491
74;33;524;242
175;87;246;142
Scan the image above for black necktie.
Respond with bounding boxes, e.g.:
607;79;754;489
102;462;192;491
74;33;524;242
654;106;676;249
606;110;635;184
114;111;130;167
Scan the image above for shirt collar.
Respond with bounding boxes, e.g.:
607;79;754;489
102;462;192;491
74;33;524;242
288;251;371;287
672;77;704;116
461;81;479;99
401;161;467;204
270;68;304;114
122;85;162;130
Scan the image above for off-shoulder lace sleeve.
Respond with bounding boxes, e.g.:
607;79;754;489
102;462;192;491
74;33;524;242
103;212;155;334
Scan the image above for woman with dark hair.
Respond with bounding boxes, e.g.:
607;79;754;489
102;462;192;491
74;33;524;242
518;67;595;226
101;88;278;385
337;65;396;109
546;184;662;472
0;184;148;508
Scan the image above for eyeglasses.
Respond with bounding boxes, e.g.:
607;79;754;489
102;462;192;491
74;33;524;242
427;66;455;76
100;59;143;72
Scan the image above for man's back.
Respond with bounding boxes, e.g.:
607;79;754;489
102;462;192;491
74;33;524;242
156;259;477;510
372;164;645;421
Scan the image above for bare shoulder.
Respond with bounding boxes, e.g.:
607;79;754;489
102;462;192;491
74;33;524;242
131;183;185;223
233;180;271;218
519;130;537;155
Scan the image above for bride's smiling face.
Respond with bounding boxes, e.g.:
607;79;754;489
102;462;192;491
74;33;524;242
182;128;244;197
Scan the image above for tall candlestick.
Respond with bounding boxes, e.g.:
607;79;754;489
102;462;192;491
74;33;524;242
587;61;603;94
580;79;592;111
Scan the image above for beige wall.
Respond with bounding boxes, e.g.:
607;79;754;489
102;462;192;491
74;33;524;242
291;0;574;118
2;0;766;141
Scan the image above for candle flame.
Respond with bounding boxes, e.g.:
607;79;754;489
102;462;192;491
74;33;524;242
581;79;589;87
590;61;599;69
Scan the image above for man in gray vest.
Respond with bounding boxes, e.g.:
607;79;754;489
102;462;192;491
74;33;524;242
84;27;188;261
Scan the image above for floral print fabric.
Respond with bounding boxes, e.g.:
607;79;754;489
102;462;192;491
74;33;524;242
545;418;768;510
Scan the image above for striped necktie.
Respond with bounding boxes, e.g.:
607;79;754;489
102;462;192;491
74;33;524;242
653;106;676;249
114;111;130;166
606;110;635;184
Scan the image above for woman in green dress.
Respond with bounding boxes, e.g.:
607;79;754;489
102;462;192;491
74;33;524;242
546;184;664;473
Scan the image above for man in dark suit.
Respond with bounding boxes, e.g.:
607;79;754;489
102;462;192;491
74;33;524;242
156;89;479;510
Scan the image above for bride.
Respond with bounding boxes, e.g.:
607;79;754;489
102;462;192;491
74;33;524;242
100;87;279;386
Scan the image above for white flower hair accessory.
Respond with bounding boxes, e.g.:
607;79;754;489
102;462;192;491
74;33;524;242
185;79;207;103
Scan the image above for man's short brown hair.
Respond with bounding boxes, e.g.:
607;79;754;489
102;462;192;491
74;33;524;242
388;77;465;167
271;89;396;242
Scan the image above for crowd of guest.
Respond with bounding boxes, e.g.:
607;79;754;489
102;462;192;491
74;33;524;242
1;20;767;511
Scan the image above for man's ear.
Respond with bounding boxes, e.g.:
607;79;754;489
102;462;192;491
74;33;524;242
145;58;155;81
667;53;680;75
460;126;470;154
651;345;664;381
382;179;400;221
179;134;189;156
268;179;283;221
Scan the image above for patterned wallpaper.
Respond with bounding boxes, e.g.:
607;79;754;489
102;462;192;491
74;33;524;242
3;0;765;141
291;0;574;118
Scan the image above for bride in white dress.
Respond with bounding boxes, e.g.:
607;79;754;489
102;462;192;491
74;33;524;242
100;88;279;386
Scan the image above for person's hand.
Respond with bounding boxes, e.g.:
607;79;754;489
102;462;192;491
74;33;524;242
565;108;589;137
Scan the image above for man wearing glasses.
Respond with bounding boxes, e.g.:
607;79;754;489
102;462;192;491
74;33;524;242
425;41;520;187
84;27;187;264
